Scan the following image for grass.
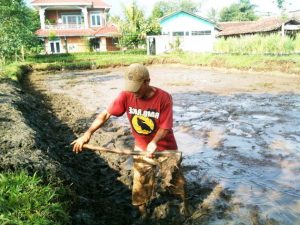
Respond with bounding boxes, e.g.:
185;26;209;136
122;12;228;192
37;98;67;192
0;63;32;81
2;50;300;81
0;171;71;225
214;34;298;54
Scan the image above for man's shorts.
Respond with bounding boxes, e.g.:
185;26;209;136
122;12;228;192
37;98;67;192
132;151;186;206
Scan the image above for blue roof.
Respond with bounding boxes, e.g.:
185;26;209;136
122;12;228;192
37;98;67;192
160;10;215;26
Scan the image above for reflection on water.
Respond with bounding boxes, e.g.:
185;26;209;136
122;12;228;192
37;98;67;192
174;92;300;225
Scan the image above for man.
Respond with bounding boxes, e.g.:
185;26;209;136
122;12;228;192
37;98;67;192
72;63;188;218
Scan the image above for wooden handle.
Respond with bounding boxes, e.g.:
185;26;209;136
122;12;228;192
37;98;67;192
83;144;182;156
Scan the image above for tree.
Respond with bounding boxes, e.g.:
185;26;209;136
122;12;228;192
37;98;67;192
151;0;200;19
275;0;285;9
274;0;287;16
115;1;161;49
206;8;219;23
0;0;40;63
219;0;258;22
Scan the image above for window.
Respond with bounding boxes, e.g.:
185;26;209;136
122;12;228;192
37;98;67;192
90;11;101;27
172;31;184;36
191;30;211;36
49;39;61;53
61;13;82;25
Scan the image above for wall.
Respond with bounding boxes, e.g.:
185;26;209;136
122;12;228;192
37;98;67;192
159;12;216;52
45;37;88;54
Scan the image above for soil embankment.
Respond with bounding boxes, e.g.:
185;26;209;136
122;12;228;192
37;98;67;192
0;76;137;225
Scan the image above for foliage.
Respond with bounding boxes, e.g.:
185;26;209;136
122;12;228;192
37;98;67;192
275;0;285;9
0;0;41;63
219;0;258;22
151;0;200;19
0;171;70;224
295;33;300;52
169;37;182;52
48;31;57;41
206;8;219;22
116;1;146;49
115;1;160;49
214;34;297;54
0;63;31;81
25;51;300;75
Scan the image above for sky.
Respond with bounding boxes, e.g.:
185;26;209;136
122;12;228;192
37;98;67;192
26;0;300;17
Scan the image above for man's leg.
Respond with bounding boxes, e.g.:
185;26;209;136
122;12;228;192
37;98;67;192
132;156;156;218
158;154;190;217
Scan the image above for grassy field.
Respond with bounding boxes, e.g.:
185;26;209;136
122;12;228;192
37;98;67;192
25;50;300;74
0;171;71;224
1;50;300;81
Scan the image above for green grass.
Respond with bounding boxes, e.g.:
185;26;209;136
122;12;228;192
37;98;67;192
26;51;300;75
2;48;300;81
214;34;298;54
0;171;71;225
0;63;32;81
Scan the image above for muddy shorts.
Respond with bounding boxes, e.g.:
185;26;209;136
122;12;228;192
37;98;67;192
132;151;186;206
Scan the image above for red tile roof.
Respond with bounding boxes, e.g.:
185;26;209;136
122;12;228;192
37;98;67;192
94;24;120;36
36;28;95;37
217;17;300;36
31;0;111;8
35;25;119;37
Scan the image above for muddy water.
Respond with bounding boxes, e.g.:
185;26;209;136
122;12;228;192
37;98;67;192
36;65;300;225
174;93;300;225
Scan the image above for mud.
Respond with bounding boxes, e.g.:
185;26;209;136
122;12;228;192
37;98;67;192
1;64;300;225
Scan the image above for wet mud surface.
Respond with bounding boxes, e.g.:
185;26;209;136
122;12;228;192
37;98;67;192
1;64;300;225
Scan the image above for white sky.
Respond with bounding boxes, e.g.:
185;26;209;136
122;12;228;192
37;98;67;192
26;0;300;17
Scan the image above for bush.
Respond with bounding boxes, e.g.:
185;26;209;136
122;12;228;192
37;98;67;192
64;61;93;70
294;33;300;52
46;63;63;71
0;63;32;81
214;34;297;54
0;171;70;224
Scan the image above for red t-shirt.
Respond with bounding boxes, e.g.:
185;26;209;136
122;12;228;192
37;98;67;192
107;87;178;151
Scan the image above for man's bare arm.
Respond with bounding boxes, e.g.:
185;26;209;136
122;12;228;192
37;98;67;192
146;128;170;157
71;110;111;153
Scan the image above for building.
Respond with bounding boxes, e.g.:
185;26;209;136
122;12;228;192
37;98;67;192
217;16;300;38
32;0;120;54
147;10;219;55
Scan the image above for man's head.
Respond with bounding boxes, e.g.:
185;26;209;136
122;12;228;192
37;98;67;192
124;63;150;93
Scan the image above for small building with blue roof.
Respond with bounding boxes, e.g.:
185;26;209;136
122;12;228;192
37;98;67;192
147;10;219;54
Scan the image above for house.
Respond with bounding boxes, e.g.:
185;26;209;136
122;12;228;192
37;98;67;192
32;0;120;54
147;10;219;55
217;16;300;38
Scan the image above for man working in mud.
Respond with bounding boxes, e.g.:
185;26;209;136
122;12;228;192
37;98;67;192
72;63;188;218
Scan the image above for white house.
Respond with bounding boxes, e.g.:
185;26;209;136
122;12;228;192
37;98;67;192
147;10;219;55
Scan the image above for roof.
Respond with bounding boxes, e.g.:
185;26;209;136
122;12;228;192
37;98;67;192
217;16;300;36
36;28;95;37
35;25;119;37
160;10;216;26
31;0;111;8
94;24;120;37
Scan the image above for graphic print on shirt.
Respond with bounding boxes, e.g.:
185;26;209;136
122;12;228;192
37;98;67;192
129;107;159;135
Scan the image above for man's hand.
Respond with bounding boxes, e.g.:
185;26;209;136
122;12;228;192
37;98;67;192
146;141;157;158
71;131;92;154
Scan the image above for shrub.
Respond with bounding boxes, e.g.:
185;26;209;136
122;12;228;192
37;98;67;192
0;63;32;81
214;34;297;54
64;61;93;70
0;171;70;224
